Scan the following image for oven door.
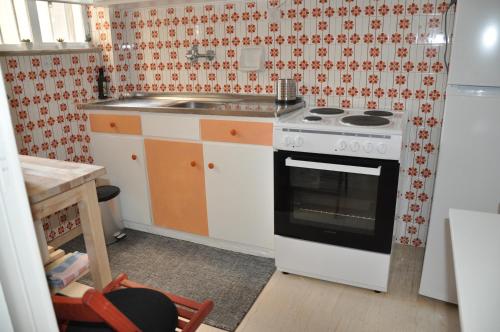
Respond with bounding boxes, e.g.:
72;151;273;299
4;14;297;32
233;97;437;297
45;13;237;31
274;150;399;254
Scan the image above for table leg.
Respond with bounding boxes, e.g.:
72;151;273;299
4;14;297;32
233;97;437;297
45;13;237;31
78;180;112;290
33;219;49;264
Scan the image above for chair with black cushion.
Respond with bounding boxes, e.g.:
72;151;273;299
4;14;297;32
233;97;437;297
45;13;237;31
52;273;214;332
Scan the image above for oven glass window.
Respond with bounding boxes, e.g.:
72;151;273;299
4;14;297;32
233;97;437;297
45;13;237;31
289;166;378;235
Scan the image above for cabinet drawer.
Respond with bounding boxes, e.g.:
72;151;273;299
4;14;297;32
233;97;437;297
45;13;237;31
200;120;272;146
141;113;199;140
90;114;142;135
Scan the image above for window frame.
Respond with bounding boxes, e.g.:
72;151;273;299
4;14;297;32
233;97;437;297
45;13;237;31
0;0;92;47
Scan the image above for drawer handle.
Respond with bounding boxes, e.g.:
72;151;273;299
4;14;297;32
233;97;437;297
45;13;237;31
110;122;116;128
208;162;215;169
230;129;237;136
190;161;197;167
131;154;137;160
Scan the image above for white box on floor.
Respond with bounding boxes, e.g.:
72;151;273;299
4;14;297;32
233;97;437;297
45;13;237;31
275;236;391;292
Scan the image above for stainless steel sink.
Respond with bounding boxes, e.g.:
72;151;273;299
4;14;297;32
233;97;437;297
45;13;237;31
82;93;305;118
167;101;222;109
97;99;168;108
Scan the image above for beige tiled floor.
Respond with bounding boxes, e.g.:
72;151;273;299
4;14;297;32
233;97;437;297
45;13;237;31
199;244;459;332
198;324;226;332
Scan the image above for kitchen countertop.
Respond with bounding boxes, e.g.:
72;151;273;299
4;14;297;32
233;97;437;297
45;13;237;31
448;208;500;332
79;92;305;118
20;155;106;204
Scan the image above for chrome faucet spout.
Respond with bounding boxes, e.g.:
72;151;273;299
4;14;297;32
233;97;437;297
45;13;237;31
186;45;215;63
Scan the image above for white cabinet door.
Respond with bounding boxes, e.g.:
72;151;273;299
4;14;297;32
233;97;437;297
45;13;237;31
90;133;151;225
203;142;274;250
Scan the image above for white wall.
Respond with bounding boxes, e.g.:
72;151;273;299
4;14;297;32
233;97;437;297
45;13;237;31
0;65;58;331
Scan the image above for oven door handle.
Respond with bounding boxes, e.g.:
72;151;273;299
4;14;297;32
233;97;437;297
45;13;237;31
285;157;381;176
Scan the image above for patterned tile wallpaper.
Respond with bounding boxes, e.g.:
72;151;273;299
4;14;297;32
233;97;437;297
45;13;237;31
3;0;453;246
91;0;453;247
0;52;101;241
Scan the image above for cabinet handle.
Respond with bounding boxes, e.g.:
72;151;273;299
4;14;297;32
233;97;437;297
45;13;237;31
190;161;197;167
131;154;137;160
110;122;116;128
230;129;237;136
208;162;215;169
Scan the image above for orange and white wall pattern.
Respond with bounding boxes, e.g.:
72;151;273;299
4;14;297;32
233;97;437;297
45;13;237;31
1;52;101;241
3;0;453;246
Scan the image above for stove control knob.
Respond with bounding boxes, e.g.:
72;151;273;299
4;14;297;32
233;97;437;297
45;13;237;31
350;141;360;152
377;143;388;154
338;140;347;151
284;136;292;146
363;142;374;153
294;136;304;147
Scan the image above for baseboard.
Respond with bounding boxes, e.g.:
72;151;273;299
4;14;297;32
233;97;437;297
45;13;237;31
418;287;458;304
123;220;275;258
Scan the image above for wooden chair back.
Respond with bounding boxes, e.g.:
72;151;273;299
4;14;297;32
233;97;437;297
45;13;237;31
52;273;214;332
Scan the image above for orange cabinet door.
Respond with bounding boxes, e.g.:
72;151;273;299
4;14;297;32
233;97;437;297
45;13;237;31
144;139;208;236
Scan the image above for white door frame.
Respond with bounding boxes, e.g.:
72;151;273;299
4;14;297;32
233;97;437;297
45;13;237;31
0;67;58;330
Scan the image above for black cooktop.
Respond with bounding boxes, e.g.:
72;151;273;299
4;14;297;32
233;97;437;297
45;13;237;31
364;110;394;117
303;115;323;122
309;108;345;115
341;115;390;126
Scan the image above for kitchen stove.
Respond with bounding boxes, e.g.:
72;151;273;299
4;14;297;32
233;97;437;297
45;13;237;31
273;106;404;292
274;107;404;161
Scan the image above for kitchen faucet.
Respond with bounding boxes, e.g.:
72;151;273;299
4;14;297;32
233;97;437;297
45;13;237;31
186;45;215;63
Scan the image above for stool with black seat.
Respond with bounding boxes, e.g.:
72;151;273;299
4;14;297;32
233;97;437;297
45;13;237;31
52;273;214;332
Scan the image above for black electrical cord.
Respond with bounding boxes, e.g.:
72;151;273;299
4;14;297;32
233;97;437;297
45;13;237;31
444;0;458;73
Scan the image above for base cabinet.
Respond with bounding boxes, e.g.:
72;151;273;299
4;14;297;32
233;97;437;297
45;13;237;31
90;134;151;225
90;111;274;255
203;142;274;249
144;139;209;236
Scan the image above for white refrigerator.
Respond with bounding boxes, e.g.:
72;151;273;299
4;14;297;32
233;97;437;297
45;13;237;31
419;0;500;303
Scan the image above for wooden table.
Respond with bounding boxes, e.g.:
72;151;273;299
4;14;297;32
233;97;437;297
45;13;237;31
21;155;112;290
449;209;500;332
